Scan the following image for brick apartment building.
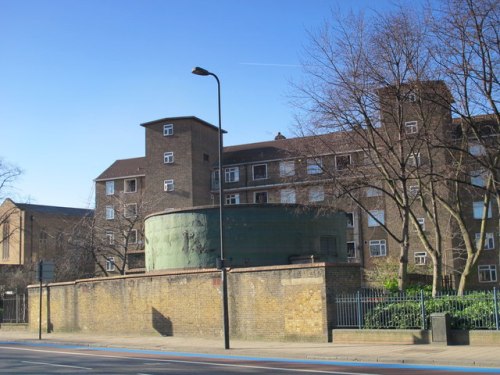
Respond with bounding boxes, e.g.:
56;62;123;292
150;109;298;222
0;199;94;289
95;81;499;289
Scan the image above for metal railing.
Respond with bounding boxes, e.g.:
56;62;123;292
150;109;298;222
334;288;499;330
1;293;28;323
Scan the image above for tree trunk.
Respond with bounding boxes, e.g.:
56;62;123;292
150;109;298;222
431;253;442;297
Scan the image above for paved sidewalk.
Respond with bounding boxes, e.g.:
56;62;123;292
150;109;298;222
0;329;499;369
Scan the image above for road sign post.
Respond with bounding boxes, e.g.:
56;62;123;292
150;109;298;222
37;260;55;340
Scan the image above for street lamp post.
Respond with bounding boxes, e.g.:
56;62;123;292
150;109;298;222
192;66;230;350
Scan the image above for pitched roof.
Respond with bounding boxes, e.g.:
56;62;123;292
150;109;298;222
14;202;93;217
95;157;146;181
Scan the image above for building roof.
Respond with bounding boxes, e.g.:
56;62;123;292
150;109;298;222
140;116;225;133
14;201;93;217
95;157;146;181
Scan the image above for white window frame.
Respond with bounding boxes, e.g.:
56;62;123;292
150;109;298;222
105;230;114;245
280;188;296;204
224;167;240;183
346;212;354;228
478;265;497;283
335;154;351;171
163;123;174;136
417;217;425;231
252;164;268;180
105;205;114;220
369;239;387;257
279;160;295;177
124;203;137;218
164;179;175;192
225;193;240;205
475;233;495;250
408;152;421;167
124;178;137;193
473;201;492;219
164;151;174;164
254;191;268;204
105;181;114;196
368;210;385;227
105;257;116;272
409;185;420;197
307;158;323;175
405;121;418;134
414;252;427;265
308;186;324;202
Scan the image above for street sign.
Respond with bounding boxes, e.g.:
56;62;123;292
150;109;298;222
36;260;55;282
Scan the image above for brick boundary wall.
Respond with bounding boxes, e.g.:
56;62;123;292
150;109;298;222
28;263;361;342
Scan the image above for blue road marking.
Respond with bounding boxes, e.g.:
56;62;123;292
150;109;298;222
1;340;498;373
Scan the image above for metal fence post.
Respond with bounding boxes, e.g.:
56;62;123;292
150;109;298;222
357;291;362;329
494;287;499;331
420;289;426;330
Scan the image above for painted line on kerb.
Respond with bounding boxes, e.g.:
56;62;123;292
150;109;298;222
1;341;499;374
21;360;92;370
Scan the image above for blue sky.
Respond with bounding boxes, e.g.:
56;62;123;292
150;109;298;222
1;0;412;208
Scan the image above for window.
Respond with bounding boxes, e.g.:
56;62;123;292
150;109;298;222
405;121;418;134
406;92;417;102
212;170;220;190
478;265;497;283
105;257;116;272
164;179;175;192
473;201;492;219
475;233;495;250
409;185;420;197
129;229;138;244
124;203;137;218
106;181;114;195
471;170;486;187
320;236;337;255
224;167;239;183
309;186;324;202
163;123;174;136
203;153;210;162
414;252;427;265
307;158;323;174
408;153;421;167
254;191;268;204
106;231;114;245
366;187;382;197
469;143;486;156
164;151;174;164
369;240;387;257
417;217;425;231
106;206;114;220
279;161;295;177
336;155;351;170
2;221;9;259
368;210;385;227
225;193;240;205
124;178;137;193
347;241;356;258
253;164;268;180
345;212;354;228
280;189;296;204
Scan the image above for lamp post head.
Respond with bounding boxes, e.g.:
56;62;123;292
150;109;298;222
192;66;211;76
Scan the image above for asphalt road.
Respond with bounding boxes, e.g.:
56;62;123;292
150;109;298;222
0;342;498;375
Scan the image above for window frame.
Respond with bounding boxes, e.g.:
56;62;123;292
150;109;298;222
280;188;296;204
478;265;497;283
163;123;174;136
308;186;325;202
105;181;115;196
164;151;174;164
405;121;418;134
345;212;354;228
417;217;425;231
408;152;421;167
105;205;115;220
164;179;175;192
335;154;351;171
346;241;356;258
369;239;387;257
124;203;138;218
475;232;495;250
105;230;114;245
307;158;323;175
414;252;427;265
366;187;382;197
224;167;240;183
471;170;486;187
252;164;268;180
105;257;116;272
225;193;240;205
254;191;268;204
473;201;492;219
124;178;137;193
129;229;138;244
279;160;295;177
368;210;385;227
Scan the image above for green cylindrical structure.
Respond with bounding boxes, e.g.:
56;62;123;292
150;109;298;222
145;204;347;272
